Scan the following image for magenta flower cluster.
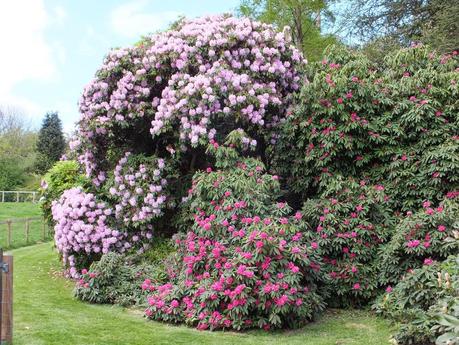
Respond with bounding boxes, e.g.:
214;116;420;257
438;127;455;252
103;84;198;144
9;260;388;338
143;144;324;330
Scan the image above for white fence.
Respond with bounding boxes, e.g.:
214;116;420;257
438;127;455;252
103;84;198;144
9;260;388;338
0;191;38;203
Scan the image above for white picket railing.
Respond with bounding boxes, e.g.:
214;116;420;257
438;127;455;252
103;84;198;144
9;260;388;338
0;191;38;203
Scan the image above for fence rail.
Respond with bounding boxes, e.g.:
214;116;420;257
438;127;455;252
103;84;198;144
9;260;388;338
0;217;51;249
0;191;38;203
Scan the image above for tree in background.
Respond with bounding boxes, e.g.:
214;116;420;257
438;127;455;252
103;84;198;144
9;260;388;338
341;0;459;54
238;0;339;61
0;106;38;190
35;112;66;175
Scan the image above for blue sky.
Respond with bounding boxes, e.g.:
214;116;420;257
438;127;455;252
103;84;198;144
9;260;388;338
0;0;240;132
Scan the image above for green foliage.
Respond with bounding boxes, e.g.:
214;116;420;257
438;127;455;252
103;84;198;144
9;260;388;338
74;251;167;307
0;157;25;190
238;0;339;60
40;160;87;224
35;112;66;174
302;177;394;306
274;45;459;211
343;0;459;54
0;108;38;190
374;256;459;345
377;198;459;286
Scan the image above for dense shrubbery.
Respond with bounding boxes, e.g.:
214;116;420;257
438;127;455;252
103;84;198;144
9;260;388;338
274;45;459;210
74;239;172;306
374;256;459;345
378;197;459;286
50;14;304;276
41;12;459;339
302;178;394;306
144;136;325;330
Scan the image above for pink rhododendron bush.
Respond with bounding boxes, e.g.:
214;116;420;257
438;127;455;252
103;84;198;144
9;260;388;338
44;12;459;338
50;14;305;276
302;178;394;306
144;137;325;330
274;45;459;211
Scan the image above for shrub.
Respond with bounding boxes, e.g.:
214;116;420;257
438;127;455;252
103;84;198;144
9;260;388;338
74;250;169;307
55;14;305;274
377;197;459;286
144;135;325;330
302;177;394;306
40;160;87;224
274;45;459;211
374;256;459;345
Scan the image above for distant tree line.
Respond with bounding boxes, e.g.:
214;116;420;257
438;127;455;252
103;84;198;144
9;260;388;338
0;107;65;191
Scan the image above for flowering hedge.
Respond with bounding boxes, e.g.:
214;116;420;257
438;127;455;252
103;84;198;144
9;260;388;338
377;196;459;286
302;178;394;306
144;137;325;330
274;45;459;211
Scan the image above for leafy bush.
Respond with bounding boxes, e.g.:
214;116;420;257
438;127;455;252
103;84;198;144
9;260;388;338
302;177;394;306
274;45;459;211
144;135;325;330
54;14;305;275
374;256;459;345
74;251;168;307
40;160;87;224
378;197;459;286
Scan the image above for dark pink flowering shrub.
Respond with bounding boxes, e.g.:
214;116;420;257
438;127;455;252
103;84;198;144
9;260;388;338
274;45;459;211
377;197;459;286
144;138;325;330
273;47;383;201
302;178;394;306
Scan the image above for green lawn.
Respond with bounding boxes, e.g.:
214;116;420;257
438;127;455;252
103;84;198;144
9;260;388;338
12;242;395;345
0;202;51;249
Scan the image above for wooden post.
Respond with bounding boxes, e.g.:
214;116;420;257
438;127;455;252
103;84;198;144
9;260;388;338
25;219;30;244
32;192;35;203
6;222;11;248
42;219;46;240
1;254;13;344
1;192;3;203
16;192;19;203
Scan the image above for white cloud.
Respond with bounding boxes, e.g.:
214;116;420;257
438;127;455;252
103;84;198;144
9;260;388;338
110;0;181;38
0;0;58;118
52;5;67;26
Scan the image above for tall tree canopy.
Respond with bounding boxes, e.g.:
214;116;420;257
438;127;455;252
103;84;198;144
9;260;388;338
35;112;66;174
341;0;459;53
238;0;338;61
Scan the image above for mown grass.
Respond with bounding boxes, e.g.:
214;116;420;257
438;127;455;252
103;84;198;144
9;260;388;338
0;202;51;248
12;242;395;345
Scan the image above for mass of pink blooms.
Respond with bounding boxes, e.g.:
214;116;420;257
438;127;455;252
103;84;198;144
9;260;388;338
52;15;305;277
52;187;153;277
108;152;167;227
72;14;304;180
143;156;324;330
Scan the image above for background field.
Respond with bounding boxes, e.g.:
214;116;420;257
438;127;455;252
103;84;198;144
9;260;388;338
0;202;51;249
